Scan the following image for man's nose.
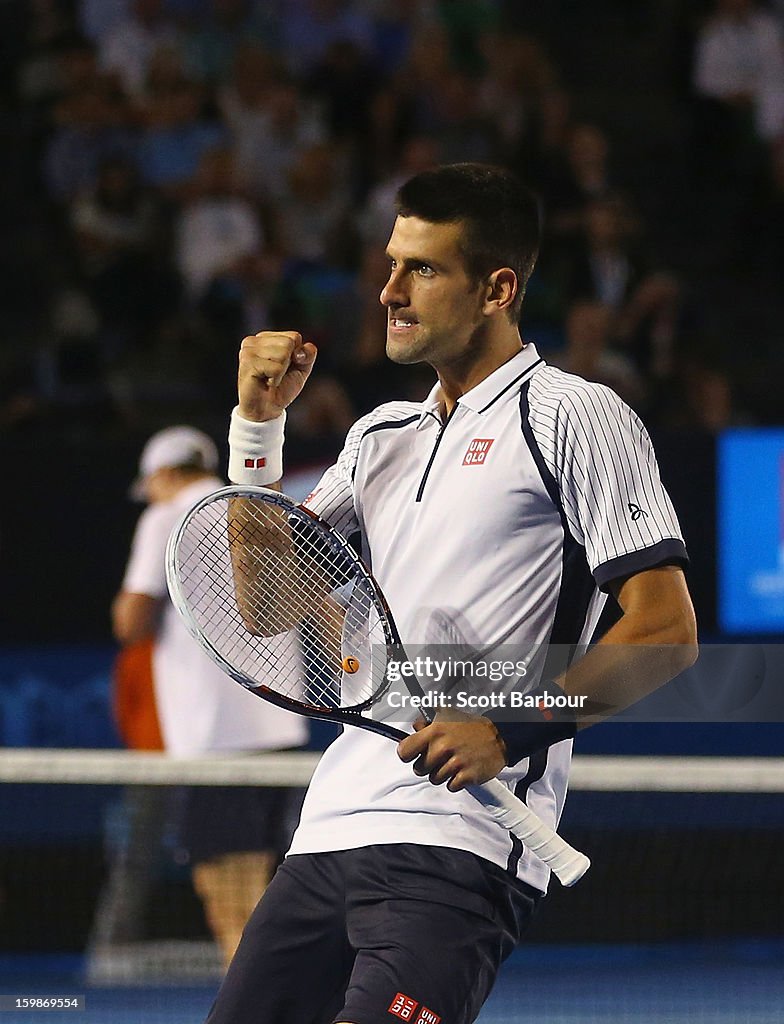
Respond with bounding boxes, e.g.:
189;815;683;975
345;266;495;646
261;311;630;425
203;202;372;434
380;268;407;308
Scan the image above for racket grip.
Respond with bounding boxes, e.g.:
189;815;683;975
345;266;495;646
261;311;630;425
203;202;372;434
465;777;590;887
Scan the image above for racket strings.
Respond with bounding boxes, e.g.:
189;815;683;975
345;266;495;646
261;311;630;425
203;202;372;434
176;496;383;711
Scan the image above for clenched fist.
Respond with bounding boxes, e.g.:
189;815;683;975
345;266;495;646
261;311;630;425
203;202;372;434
238;331;318;422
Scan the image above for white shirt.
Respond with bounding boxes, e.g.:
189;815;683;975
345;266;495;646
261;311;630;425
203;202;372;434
288;347;687;891
122;476;308;756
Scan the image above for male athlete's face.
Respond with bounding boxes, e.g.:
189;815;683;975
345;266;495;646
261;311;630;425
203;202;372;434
381;216;488;368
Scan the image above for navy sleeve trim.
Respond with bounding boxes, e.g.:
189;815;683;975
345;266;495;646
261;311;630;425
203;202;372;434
361;415;420;439
593;538;689;591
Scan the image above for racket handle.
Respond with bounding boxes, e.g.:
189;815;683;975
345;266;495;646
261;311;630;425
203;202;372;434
465;777;590;887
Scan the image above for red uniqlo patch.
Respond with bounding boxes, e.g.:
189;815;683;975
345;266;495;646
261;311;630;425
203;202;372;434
462;438;494;465
388;993;418;1020
244;457;267;469
415;1008;442;1024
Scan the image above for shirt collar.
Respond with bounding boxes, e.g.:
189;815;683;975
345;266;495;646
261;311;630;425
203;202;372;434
418;344;544;427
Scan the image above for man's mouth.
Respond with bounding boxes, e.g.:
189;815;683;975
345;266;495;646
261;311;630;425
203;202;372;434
389;317;419;329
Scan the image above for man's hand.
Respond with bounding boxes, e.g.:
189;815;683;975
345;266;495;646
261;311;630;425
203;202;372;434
397;710;507;792
238;331;318;422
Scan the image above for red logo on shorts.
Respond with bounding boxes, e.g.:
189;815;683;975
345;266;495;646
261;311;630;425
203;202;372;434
462;438;494;466
415;1008;442;1024
388;992;418;1020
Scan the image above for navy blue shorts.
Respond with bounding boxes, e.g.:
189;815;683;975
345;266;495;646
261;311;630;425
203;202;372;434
177;785;305;865
205;844;542;1024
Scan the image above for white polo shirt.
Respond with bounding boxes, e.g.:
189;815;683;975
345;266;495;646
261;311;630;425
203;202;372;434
122;476;308;756
288;346;687;890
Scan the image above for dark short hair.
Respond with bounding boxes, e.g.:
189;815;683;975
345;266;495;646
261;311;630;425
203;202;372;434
395;163;541;320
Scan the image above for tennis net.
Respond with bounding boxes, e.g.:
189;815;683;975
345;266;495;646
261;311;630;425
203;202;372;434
0;750;781;1021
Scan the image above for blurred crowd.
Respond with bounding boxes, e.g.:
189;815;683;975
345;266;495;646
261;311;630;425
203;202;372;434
2;0;784;463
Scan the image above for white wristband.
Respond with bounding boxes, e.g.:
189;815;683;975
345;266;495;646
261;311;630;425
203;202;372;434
228;407;285;486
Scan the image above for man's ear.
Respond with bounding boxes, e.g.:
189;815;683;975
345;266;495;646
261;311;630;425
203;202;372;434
483;267;518;316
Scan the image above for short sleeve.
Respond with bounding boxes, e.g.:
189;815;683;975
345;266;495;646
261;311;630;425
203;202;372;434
121;503;177;598
552;383;688;590
300;427;363;539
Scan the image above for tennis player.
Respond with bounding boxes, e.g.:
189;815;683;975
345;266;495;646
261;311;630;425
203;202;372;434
112;426;307;968
208;164;698;1023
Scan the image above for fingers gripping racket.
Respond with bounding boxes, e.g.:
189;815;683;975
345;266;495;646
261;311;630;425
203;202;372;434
165;485;590;886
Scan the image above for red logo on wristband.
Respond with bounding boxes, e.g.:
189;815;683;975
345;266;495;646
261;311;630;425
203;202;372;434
535;696;553;721
244;458;267;469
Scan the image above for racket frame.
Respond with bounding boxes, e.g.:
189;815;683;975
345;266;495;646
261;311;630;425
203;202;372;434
167;485;409;739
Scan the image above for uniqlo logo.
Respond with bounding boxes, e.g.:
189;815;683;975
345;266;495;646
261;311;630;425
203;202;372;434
244;457;267;469
462;438;494;465
415;1008;442;1024
388;992;418;1020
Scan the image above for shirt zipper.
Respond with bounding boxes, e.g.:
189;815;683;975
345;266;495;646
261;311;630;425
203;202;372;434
415;405;457;502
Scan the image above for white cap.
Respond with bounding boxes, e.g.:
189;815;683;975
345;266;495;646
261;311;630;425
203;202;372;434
131;426;219;500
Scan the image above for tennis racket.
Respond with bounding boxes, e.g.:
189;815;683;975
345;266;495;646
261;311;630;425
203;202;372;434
165;485;590;886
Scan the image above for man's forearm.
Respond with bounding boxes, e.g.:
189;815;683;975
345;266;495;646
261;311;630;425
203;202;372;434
560;629;699;729
493;566;698;764
564;565;698;726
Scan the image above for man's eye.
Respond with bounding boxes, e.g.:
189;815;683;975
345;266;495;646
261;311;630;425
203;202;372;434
417;265;435;278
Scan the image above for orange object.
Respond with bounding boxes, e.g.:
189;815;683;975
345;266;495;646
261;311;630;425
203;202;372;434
112;638;165;750
342;656;360;674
